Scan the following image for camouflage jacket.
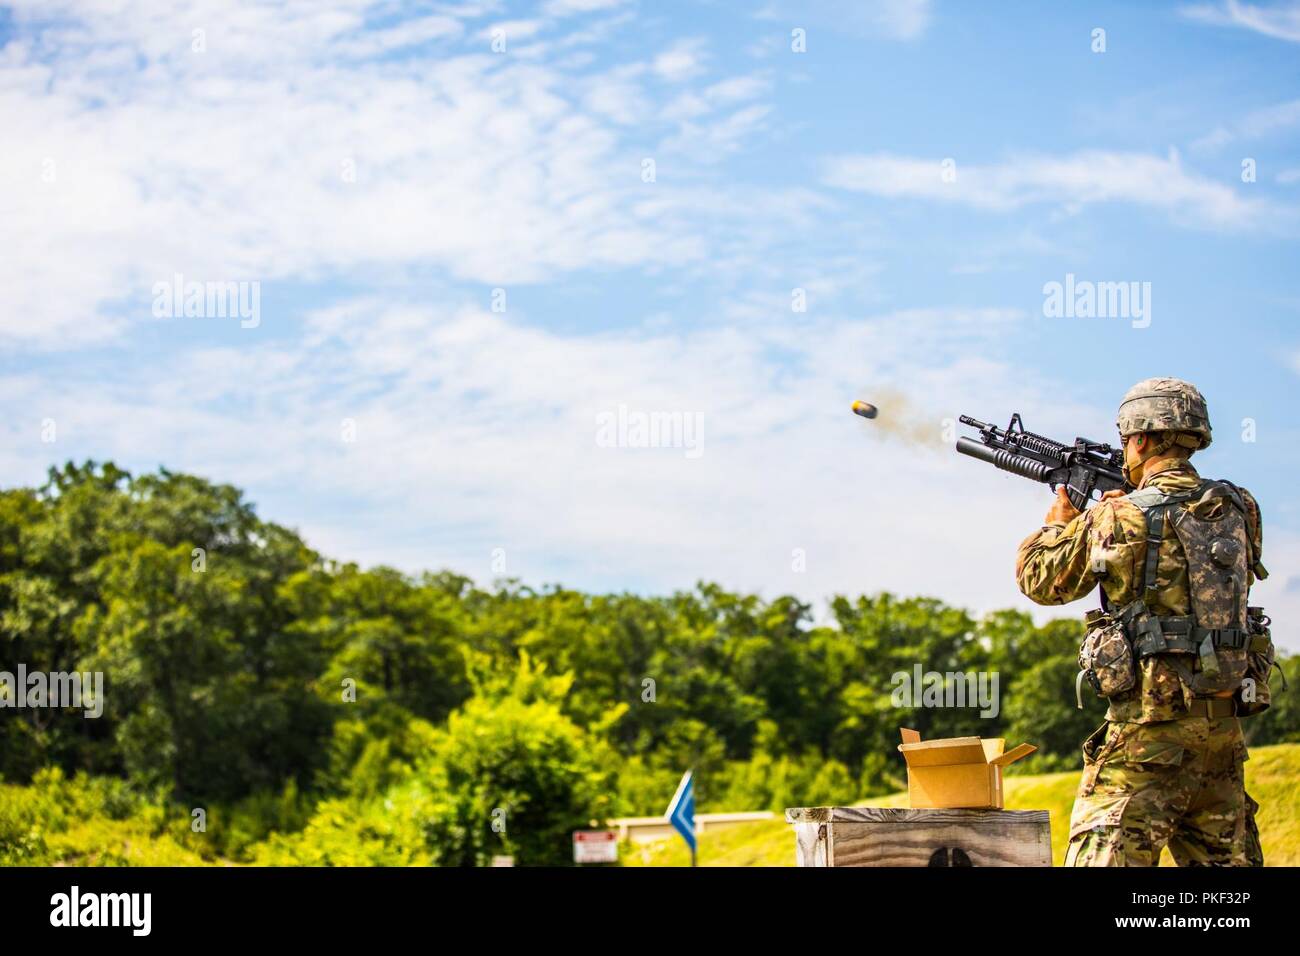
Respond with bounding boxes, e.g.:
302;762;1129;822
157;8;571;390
1016;458;1264;723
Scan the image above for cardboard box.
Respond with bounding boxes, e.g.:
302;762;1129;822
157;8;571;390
897;728;1035;810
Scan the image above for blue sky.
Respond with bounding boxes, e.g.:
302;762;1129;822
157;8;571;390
2;0;1299;639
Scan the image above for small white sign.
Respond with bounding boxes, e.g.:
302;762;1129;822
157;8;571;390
573;830;619;864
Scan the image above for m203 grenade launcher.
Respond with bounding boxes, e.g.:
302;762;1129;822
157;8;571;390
956;413;1130;511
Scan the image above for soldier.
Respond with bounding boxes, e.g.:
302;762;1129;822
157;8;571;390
1016;378;1270;866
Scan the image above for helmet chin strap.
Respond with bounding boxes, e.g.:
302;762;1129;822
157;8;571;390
1123;432;1179;485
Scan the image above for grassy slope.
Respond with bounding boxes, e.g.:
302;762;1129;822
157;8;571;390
6;743;1294;866
625;742;1300;867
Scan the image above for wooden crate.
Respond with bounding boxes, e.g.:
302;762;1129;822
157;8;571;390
785;807;1052;867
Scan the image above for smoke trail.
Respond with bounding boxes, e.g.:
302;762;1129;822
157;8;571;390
853;387;943;448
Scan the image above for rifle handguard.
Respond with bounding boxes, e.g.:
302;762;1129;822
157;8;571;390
955;437;1051;482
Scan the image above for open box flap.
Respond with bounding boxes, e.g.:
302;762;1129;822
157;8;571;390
980;738;1006;763
898;736;987;767
990;742;1037;767
899;728;921;745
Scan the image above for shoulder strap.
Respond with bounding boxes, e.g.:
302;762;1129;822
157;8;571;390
1211;479;1248;512
1182;479;1247;516
1127;483;1200;603
1125;486;1174;510
1142;505;1167;603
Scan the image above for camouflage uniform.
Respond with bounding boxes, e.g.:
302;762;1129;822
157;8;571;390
1061;714;1257;866
1016;381;1265;867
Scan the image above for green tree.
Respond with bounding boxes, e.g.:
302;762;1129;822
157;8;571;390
416;654;617;865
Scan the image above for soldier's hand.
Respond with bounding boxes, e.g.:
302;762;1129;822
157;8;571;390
1045;486;1081;525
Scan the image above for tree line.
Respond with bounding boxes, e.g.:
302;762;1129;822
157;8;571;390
2;462;1295;864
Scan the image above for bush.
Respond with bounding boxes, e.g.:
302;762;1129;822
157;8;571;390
259;656;617;866
0;784;48;865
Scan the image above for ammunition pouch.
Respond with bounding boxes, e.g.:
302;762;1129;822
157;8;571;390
1076;607;1137;709
1237;606;1282;717
1077;601;1278;714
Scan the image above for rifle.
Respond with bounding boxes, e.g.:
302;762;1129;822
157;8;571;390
956;413;1129;511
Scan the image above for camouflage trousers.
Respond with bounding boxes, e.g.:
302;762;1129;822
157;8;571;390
1064;716;1263;867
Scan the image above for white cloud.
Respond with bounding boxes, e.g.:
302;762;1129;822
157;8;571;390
821;150;1279;230
704;73;770;104
582;64;649;124
478;18;547;43
757;0;932;41
10;294;1297;645
661;73;768;122
659;104;772;163
1181;0;1300;43
0;296;1110;620
1232;97;1300;135
334;15;464;57
544;0;633;15
1191;127;1234;152
1191;97;1300;150
0;1;773;347
652;37;707;82
857;0;932;40
5;0;1296;647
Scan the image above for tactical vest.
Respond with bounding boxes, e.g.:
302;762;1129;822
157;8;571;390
1077;478;1279;716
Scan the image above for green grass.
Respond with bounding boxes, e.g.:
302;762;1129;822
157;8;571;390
625;743;1300;867
40;817;215;867
5;743;1296;866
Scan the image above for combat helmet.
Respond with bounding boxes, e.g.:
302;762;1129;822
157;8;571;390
1116;377;1212;451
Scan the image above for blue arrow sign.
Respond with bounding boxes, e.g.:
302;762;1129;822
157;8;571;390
665;770;696;857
